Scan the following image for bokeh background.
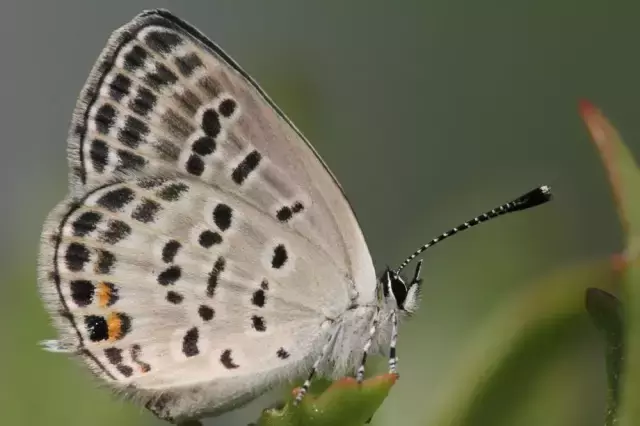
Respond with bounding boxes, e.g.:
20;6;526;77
2;1;639;425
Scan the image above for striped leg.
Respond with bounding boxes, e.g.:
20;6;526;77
387;259;420;374
294;333;335;405
388;309;399;374
356;312;380;383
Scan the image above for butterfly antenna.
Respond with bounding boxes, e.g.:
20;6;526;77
395;185;553;273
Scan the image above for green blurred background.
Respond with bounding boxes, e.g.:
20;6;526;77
2;1;639;425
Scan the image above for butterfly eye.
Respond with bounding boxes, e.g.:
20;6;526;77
389;273;408;308
380;268;408;308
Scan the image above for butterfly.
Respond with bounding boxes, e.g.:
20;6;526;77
37;9;552;424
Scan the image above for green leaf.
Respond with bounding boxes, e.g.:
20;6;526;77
255;374;397;426
429;258;620;426
618;259;640;426
580;100;640;426
579;100;640;253
586;288;624;426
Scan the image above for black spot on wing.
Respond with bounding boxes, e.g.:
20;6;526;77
138;177;167;189
191;136;216;156
104;347;123;365
213;204;233;231
123;45;147;71
117;149;146;171
186;154;205;176
218;98;237;118
70;280;94;307
251;315;266;332
251;289;266;308
131;198;161;223
145;30;183;53
85;315;108;342
162;240;181;263
166;291;184;304
276;207;293;222
101;220;132;245
144;64;178;90
175;52;203;77
95;104;117;135
207;257;225;297
277;348;290;359
119;116;150;149
130;87;157;117
96;187;135;212
182;327;199;357
109;74;131;101
198;305;214;321
201;109;221;138
199;230;223;248
116;313;132;339
72;211;102;237
276;202;304;223
89;139;109;173
65;243;90;272
271;244;288;269
156;182;189;201
95;249;115;274
117;365;133;377
220;349;239;369
231;150;262;185
158;266;181;286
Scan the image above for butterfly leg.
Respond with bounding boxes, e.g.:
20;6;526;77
294;332;336;405
388;309;399;375
388;260;421;376
356;310;381;383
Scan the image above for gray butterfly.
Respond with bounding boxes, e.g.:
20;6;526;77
38;9;552;424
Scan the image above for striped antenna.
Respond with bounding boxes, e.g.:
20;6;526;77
395;185;552;273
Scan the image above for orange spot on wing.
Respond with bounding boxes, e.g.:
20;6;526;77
107;312;123;341
96;282;112;307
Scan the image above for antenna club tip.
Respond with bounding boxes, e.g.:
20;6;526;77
539;185;553;200
512;185;553;211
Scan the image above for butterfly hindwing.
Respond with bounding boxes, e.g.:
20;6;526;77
39;176;348;419
67;9;376;294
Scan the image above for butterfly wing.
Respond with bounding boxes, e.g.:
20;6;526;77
39;176;347;420
40;9;377;421
66;9;376;298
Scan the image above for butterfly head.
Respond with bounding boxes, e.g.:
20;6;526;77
377;185;554;316
377;185;554;315
379;263;422;315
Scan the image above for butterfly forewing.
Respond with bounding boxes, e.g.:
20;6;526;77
66;10;375;294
